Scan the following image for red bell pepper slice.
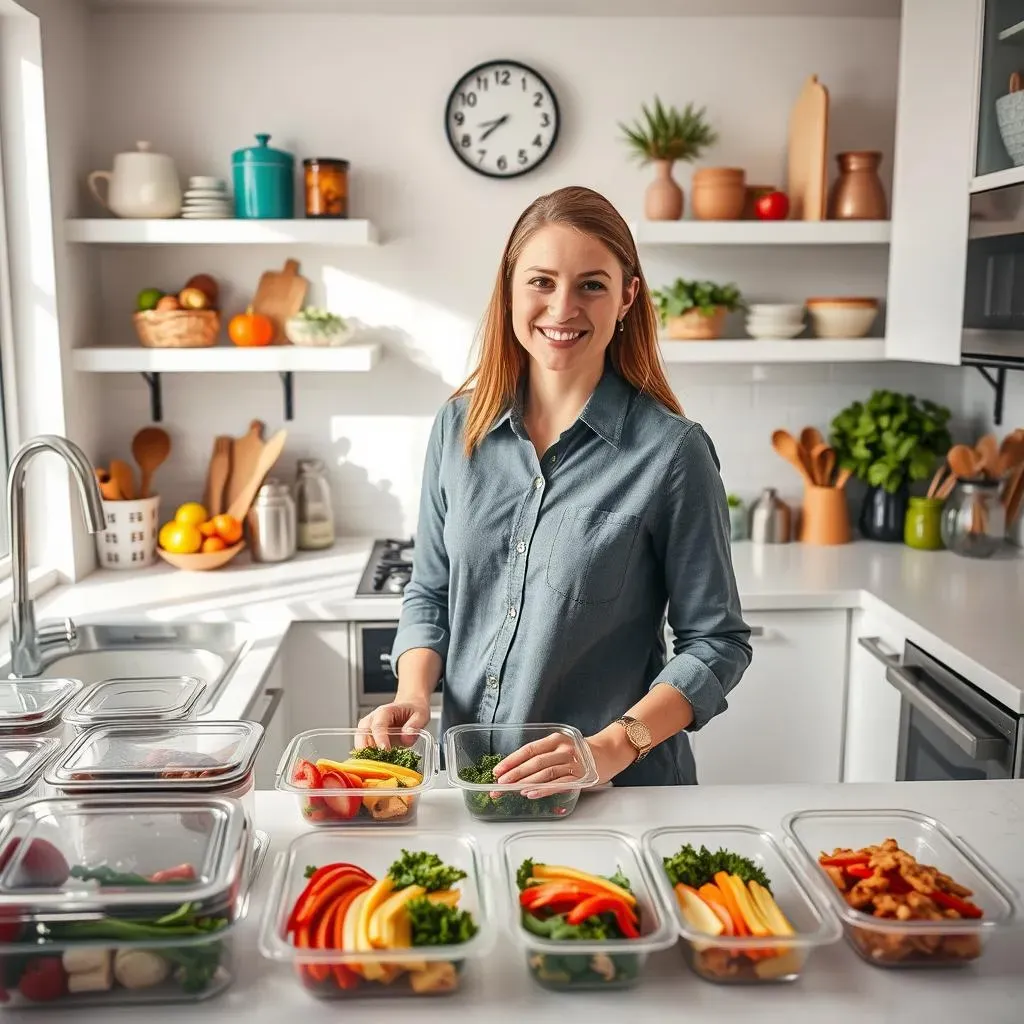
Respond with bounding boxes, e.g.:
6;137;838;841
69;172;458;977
819;852;871;868
294;872;370;930
846;864;875;880
520;882;603;910
930;889;983;919
287;864;373;932
148;863;197;884
566;894;639;938
321;771;362;819
294;925;330;985
328;884;368;990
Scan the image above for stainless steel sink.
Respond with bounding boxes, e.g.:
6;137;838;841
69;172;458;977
6;622;252;713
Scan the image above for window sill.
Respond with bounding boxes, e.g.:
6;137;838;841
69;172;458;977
0;567;62;629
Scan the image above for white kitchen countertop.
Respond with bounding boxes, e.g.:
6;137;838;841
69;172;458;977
26;782;1024;1023
11;537;1024;717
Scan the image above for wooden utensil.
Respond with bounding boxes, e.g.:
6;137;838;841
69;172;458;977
808;442;835;487
94;467;121;502
786;74;829;221
974;433;999;479
204;436;232;517
772;429;815;487
225;420;266;515
1005;464;1024;525
131;426;171;498
948;444;984;480
108;459;136;501
252;258;309;344
926;461;947;499
835;466;854;490
800;427;825;457
227;428;288;522
996;433;1024;476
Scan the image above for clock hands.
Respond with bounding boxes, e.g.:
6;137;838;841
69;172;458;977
478;114;510;141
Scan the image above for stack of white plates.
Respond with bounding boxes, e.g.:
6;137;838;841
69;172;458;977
181;176;233;219
745;303;805;340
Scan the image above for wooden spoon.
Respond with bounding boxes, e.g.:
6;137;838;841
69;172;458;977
835;466;854;490
809;443;836;487
926;461;948;499
771;429;815;487
132;426;171;499
974;433;999;479
108;458;136;501
996;434;1024;477
947;444;984;481
800;427;825;457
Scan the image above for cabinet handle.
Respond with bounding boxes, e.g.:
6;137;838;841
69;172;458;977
857;635;901;667
249;687;284;730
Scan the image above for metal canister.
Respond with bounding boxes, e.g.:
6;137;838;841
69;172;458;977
750;487;792;544
246;478;297;563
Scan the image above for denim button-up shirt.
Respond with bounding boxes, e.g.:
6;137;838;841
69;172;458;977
391;367;752;786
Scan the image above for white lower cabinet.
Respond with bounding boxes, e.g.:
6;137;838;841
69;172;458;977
688;609;849;785
843;608;904;783
246;654;288;791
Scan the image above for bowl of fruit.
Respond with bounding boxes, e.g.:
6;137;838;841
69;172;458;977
156;500;245;571
133;274;221;349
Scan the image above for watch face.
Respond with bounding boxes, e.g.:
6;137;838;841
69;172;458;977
444;59;559;179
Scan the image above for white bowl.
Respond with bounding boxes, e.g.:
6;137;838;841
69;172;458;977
189;176;226;190
746;312;804;326
747;303;805;319
745;321;806;339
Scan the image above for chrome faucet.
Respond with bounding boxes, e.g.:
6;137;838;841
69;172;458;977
7;435;106;676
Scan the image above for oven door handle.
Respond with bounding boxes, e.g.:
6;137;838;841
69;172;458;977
883;664;1007;761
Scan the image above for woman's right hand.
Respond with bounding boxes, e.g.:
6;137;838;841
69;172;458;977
355;700;431;749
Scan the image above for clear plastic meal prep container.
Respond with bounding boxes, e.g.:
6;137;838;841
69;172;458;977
276;727;436;827
783;808;1021;969
444;723;599;821
62;676;206;730
498;828;676;991
642;825;842;985
0;793;256;1008
0;736;61;812
0;678;82;738
43;721;265;822
258;828;494;999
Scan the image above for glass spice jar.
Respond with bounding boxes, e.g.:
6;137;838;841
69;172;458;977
294;458;336;550
303;158;349;218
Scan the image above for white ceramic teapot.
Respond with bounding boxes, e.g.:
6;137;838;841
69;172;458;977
88;141;182;218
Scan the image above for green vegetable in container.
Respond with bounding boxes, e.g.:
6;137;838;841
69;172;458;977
458;754;575;818
662;843;771;891
387;850;467;892
349;745;422;772
406;898;478;946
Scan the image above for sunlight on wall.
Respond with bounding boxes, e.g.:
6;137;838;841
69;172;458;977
322;265;476;388
20;55;54;301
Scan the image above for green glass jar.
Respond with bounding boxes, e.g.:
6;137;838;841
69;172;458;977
904;496;944;550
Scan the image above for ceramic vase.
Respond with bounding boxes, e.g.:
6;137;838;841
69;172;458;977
645;160;684;220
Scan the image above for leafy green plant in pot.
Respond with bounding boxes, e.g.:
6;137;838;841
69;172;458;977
618;97;717;221
650;278;744;341
829;390;952;542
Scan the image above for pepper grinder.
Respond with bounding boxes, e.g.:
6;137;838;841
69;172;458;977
750;487;792;544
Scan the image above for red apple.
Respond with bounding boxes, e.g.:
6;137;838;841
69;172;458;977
754;190;790;220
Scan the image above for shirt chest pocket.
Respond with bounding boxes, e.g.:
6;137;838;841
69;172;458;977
545;505;641;606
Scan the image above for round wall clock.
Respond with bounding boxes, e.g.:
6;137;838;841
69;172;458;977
444;59;560;179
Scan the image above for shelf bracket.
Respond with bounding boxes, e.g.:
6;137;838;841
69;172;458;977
140;372;163;422
974;366;1007;426
279;371;294;421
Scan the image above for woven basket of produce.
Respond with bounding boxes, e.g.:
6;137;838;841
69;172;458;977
133;309;220;348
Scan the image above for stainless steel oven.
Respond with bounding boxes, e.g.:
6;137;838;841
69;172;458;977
884;639;1023;781
350;621;442;739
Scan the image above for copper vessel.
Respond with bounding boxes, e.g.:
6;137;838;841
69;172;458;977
828;151;887;220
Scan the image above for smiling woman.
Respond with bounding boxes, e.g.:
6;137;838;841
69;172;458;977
360;185;752;790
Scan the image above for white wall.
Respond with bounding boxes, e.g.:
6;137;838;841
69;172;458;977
82;10;965;535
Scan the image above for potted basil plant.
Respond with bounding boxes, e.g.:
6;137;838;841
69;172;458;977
651;278;744;340
829;390;952;542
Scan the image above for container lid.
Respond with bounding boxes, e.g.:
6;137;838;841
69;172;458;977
63;676;206;727
0;678;82;733
0;736;61;800
232;132;294;167
0;794;252;925
45;720;265;792
302;157;349;168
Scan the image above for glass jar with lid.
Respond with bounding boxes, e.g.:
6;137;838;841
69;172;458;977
294;458;336;550
940;480;1005;559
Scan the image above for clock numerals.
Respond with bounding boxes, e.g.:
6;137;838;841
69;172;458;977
533;92;544;108
540;113;550;127
458;91;477;108
497;155;508;171
454;111;465;126
477;149;487;165
495;69;511;86
518;149;528;165
461;134;471;149
533;134;544;148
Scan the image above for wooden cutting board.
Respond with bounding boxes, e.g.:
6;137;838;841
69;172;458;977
225;419;265;515
787;74;829;221
252;258;309;344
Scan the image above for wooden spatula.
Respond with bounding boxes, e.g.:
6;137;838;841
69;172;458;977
252;258;309;344
227;429;288;522
204;436;232;517
225;420;265;514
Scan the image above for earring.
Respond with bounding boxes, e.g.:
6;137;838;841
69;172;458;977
617;319;625;333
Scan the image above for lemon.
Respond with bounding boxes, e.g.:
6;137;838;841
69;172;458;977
175;502;208;527
160;521;203;555
136;287;163;312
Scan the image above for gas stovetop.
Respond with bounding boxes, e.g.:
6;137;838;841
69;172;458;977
355;538;415;597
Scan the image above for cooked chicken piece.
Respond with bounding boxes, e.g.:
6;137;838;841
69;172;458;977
698;947;741;977
824;866;848;891
942;934;982;960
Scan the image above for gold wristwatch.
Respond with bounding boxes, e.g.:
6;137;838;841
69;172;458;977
615;715;652;763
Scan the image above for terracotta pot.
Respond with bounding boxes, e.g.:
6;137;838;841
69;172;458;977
665;307;727;340
692;182;746;220
644;159;684;220
828;151;888;220
798;485;852;546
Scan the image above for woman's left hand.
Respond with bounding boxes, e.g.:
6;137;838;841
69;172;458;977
493;730;635;797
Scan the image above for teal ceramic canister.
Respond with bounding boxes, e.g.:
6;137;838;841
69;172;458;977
232;133;295;219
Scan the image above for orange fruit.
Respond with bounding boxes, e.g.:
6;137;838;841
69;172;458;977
198;521;217;538
159;521;202;555
201;536;226;553
211;514;242;545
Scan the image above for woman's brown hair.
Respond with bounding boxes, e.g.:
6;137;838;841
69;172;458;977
453;185;683;455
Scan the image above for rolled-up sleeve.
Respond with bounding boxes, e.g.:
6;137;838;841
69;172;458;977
650;423;752;730
390;405;451;675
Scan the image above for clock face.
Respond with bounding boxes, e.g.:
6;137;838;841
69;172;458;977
444;59;560;179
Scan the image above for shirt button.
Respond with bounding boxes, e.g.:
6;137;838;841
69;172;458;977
508;606;517;619
516;541;526;554
486;675;498;689
533;477;544;490
549;453;558;465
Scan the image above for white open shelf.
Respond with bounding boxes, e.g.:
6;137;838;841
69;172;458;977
659;338;886;363
64;218;379;245
632;219;890;245
72;344;382;373
970;165;1024;194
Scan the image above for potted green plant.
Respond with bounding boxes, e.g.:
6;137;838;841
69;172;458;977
650;278;744;340
618;97;717;221
829;390;952;542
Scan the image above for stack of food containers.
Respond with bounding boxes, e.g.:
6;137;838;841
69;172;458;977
0;794;258;1007
0;678;82;743
61;676;207;733
0;736;62;816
